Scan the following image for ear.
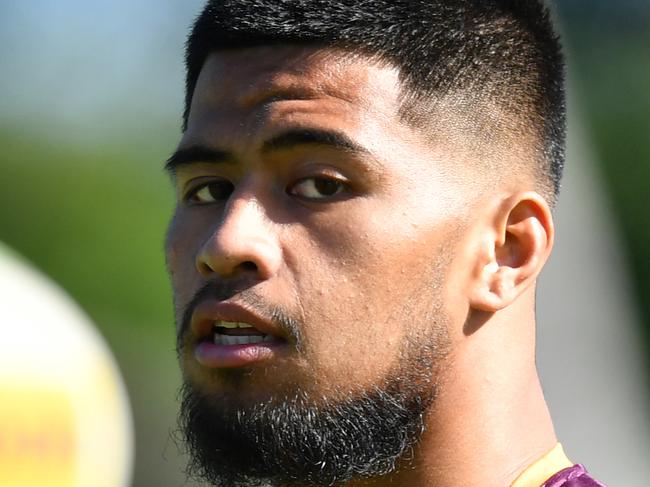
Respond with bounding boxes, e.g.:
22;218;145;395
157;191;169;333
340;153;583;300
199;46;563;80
468;192;554;312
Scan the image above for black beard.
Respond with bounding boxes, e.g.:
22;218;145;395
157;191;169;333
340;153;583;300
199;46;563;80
176;271;451;487
178;337;443;487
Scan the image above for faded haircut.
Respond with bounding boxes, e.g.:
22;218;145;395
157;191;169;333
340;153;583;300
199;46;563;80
183;0;566;201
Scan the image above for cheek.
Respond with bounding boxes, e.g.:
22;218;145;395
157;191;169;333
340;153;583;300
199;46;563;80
165;210;204;314
295;198;442;291
288;203;451;386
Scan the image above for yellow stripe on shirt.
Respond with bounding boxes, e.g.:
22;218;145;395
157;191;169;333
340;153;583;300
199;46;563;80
510;443;574;487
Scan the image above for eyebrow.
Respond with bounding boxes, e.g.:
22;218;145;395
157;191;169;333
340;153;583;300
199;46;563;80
261;128;370;155
165;146;231;174
165;128;370;174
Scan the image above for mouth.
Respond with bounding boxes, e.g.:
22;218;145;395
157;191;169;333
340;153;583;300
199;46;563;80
189;301;290;369
212;320;280;345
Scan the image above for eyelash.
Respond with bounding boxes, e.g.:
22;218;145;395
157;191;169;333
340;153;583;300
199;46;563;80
185;180;234;204
183;174;351;205
287;176;348;201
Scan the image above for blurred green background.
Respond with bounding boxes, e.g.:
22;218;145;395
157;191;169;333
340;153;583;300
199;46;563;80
0;1;648;486
560;0;650;353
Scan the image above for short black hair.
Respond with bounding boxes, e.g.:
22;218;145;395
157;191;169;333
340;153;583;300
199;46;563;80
184;0;566;200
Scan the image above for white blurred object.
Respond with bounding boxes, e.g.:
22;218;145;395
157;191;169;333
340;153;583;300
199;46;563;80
0;242;133;487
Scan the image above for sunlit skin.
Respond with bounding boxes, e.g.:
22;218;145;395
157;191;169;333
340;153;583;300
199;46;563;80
166;45;558;486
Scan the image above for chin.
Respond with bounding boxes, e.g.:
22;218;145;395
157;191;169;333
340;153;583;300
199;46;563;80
177;335;446;487
179;378;432;487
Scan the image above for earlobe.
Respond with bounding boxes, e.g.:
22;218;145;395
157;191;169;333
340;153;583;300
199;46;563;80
468;192;554;312
469;253;520;313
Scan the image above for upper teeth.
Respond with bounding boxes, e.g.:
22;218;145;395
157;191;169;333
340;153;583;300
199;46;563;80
215;321;254;329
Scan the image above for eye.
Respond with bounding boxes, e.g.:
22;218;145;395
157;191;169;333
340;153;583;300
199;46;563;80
288;177;347;201
187;180;234;204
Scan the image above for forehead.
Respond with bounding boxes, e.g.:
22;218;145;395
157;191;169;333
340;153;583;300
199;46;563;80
184;46;407;144
197;46;398;99
194;45;401;105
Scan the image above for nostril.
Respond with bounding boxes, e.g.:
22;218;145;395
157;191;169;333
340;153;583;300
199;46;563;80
197;261;213;277
238;261;258;273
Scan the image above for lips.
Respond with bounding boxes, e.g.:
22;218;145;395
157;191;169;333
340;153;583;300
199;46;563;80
189;300;288;368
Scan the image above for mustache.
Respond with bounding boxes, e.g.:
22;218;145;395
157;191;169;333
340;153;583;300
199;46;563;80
176;280;304;353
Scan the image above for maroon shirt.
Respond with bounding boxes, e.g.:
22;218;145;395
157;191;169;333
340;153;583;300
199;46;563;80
542;464;607;487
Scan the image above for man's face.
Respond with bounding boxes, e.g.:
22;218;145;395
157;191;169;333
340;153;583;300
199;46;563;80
166;45;476;484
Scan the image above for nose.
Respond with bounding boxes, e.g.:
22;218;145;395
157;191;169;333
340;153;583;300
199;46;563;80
195;195;282;280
